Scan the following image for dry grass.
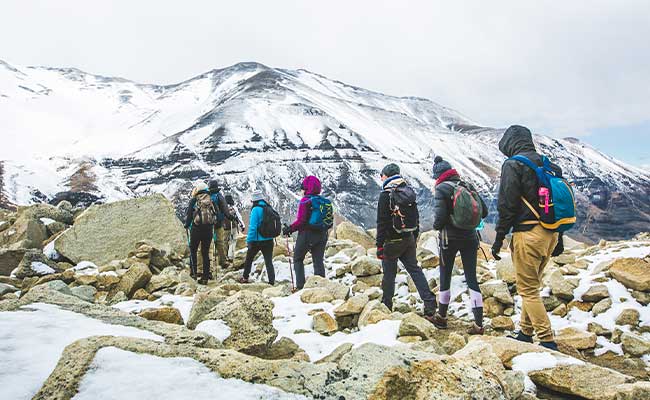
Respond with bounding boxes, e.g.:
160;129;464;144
68;162;99;192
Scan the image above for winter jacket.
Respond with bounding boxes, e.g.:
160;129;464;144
495;125;563;241
209;190;235;225
433;169;488;241
376;175;419;248
289;176;322;233
247;200;274;243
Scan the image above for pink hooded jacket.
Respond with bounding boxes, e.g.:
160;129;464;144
289;175;322;233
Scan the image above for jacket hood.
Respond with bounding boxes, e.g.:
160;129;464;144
302;175;322;195
499;125;536;157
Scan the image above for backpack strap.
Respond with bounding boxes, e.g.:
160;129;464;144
510;155;550;186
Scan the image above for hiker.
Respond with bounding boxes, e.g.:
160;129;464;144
184;181;216;284
282;176;334;290
430;156;488;335
223;194;246;262
239;191;277;285
376;163;438;320
492;125;568;351
208;180;236;271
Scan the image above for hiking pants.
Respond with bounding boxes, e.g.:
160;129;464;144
214;226;228;267
242;240;275;285
512;225;558;342
381;234;437;313
190;224;213;280
439;237;482;307
293;229;328;289
227;227;239;260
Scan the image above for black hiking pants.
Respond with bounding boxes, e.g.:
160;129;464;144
381;234;437;313
190;224;213;280
293;229;328;289
242;240;275;285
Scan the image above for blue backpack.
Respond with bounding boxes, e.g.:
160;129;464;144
308;195;334;230
509;155;576;232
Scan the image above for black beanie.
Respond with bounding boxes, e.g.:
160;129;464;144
432;156;453;179
381;163;400;177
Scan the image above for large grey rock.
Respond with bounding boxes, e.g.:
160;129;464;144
609;258;650;292
350;256;382;277
13;249;60;279
0;247;26;276
204;290;277;355
0;282;18;296
495;256;516;284
186;289;228;329
70;285;97;303
398;312;436;340
581;284;610;302
621;332;650;357
303;275;349;300
548;269;577;301
480;280;514;305
55;194;187;265
18;203;74;225
0;214;47;250
335;221;375;249
113;263;152;298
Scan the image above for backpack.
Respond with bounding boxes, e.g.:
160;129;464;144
387;184;418;233
510;155;577;232
308;195;334;230
223;205;235;231
256;203;282;238
193;192;217;226
444;181;485;230
210;193;225;224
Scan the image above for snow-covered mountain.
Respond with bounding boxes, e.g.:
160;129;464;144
1;59;648;241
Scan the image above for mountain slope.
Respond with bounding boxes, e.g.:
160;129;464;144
1;59;648;241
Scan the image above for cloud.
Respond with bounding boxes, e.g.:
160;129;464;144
1;0;649;140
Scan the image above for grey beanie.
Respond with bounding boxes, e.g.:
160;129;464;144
432;156;453;179
251;190;264;202
381;163;400;177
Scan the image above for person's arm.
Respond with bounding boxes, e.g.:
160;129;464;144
432;185;449;231
376;191;390;248
479;193;489;219
246;207;261;242
495;160;522;239
234;207;245;230
185;198;195;229
289;197;311;232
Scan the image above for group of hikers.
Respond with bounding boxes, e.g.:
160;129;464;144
184;125;576;350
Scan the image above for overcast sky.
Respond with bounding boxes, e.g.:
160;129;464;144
1;0;649;165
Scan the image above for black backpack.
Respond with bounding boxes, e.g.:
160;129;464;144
387;184;419;233
256;203;282;238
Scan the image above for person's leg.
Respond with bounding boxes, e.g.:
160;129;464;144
189;229;200;277
227;229;236;261
260;240;275;285
200;228;212;282
459;239;483;328
242;242;260;280
512;225;555;342
215;227;228;267
437;240;458;318
381;258;398;311
400;236;437;315
311;230;328;278
292;232;309;289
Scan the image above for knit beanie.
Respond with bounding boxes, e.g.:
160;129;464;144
381;163;400;177
432;156;453;179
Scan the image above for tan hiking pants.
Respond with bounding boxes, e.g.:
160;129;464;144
215;227;228;267
511;224;558;341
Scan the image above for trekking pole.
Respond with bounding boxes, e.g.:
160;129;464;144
286;236;295;292
213;230;219;280
477;231;490;262
185;228;194;277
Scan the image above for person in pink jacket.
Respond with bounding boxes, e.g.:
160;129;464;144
282;175;331;289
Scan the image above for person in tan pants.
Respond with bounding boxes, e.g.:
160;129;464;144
492;125;564;351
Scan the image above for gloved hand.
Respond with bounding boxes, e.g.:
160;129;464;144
552;234;564;257
239;223;246;232
282;224;292;237
491;234;504;261
376;247;385;260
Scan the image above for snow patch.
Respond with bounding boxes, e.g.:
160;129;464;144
39;217;56;226
112;295;195;324
195;320;231;342
31;261;55;275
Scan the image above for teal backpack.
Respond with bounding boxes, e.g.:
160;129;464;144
510;155;577;232
308;195;334;230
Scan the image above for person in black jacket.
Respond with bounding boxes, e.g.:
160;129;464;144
492;125;563;351
430;156;488;334
376;163;438;319
184;181;215;284
208;180;236;271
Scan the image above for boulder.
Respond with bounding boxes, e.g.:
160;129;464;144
204;290;277;355
263;337;302;360
186;289;228;329
581;284;610;303
548;270;577;301
609;258;650;292
528;363;633;400
18;203;74;225
556;327;597;350
621;332;650;357
480;281;514;305
300;287;334;304
138;307;184;325
495;256;517;284
356;274;383;288
351;256;382;277
13;249;60;279
145;272;178;293
483;297;505;318
491;316;516;331
334;294;369;317
592;298;612;316
0;248;26;276
70;285;97;303
632;290;650;306
132;288;150;300
358;300;391;328
304;275;349;300
398;312;436;340
543;294;563;311
336;221;375;249
551;303;568;317
553;253;576;265
262;284;291;298
316;343;354;364
615;308;640;326
113;263;152;298
0;282;19;296
312;311;338;335
0;214;48;250
54;194;187;266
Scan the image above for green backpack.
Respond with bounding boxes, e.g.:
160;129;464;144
445;181;484;230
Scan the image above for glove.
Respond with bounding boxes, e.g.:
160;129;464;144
239;223;246;232
491;234;504;261
282;224;292;237
552;234;564;257
376;247;385;260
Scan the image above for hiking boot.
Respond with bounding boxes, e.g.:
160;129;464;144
426;313;448;329
508;331;534;343
540;341;558;351
467;323;484;335
198;278;208;285
238;277;250;284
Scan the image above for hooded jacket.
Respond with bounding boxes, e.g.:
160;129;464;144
289;176;323;233
376;175;419;247
495;125;562;239
247;200;274;243
433;169;488;241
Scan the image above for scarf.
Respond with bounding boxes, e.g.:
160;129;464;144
382;175;406;190
435;169;459;186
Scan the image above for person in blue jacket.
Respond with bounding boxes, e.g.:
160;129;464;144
239;191;275;284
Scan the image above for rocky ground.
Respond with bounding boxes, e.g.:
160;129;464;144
1;194;649;400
